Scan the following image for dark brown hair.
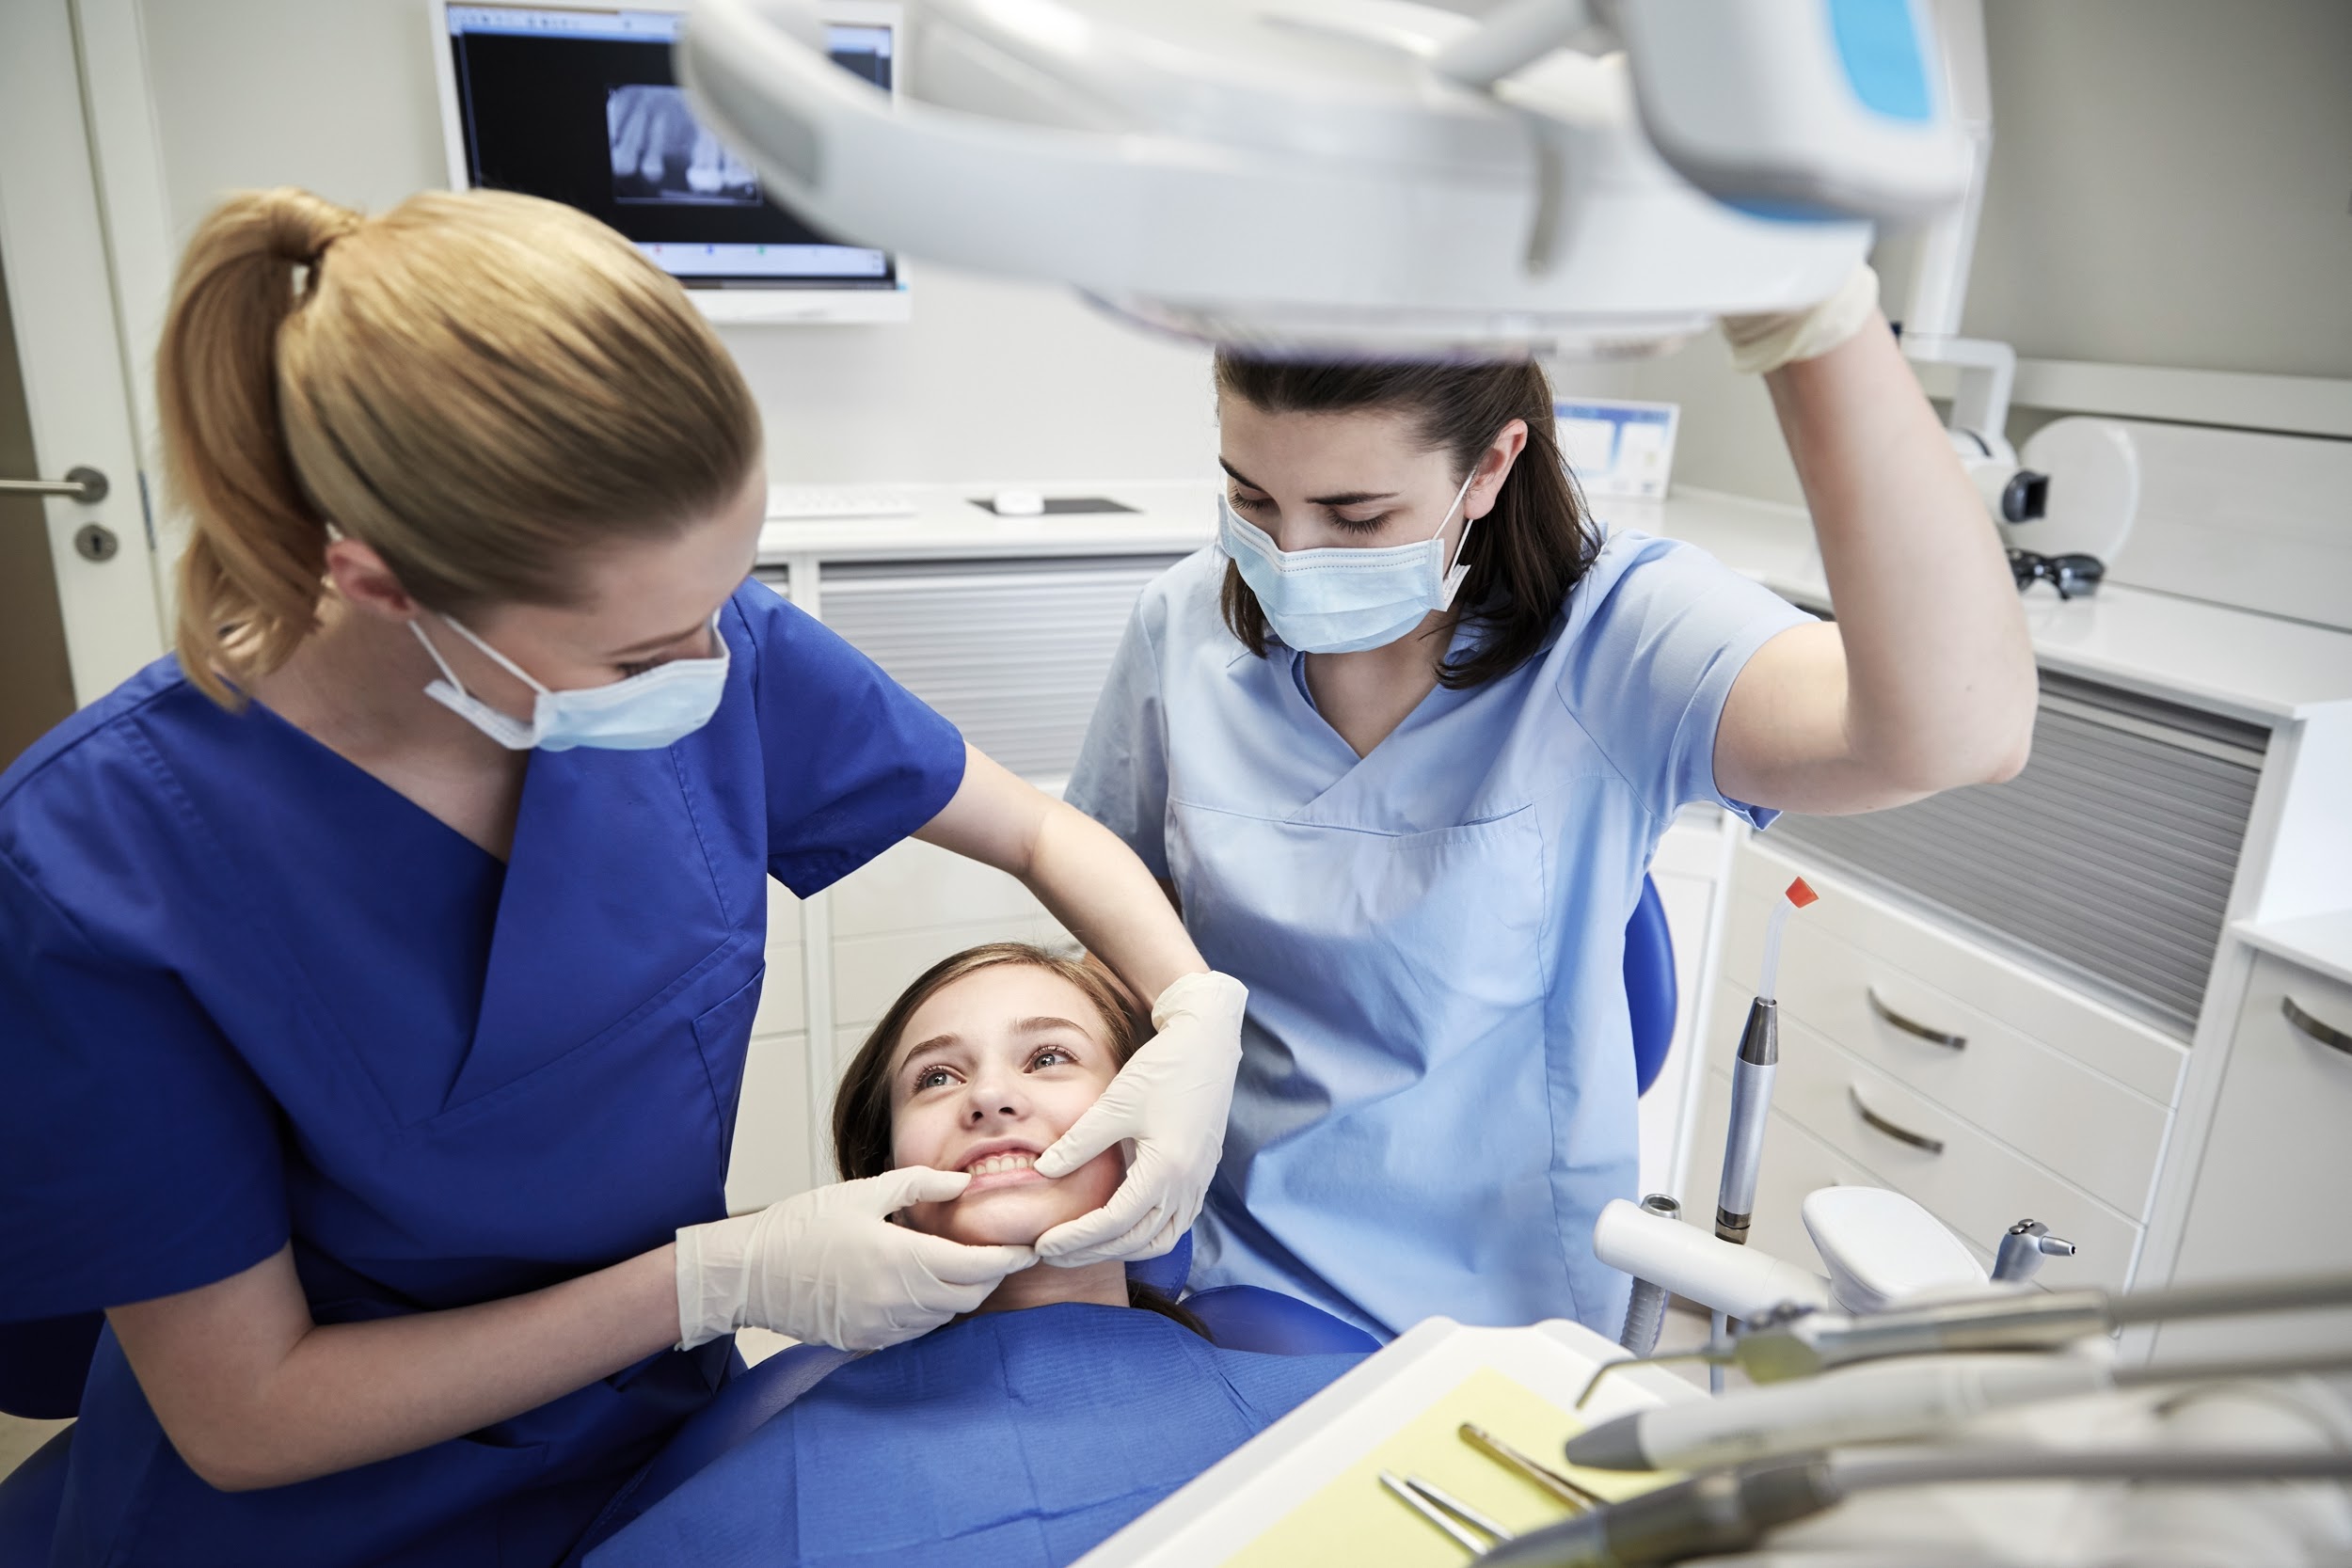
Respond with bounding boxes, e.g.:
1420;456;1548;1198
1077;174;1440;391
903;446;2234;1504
1212;354;1602;689
831;942;1204;1334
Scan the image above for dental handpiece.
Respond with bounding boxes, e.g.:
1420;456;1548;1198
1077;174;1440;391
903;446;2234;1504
1474;1449;2352;1568
1574;1269;2352;1409
1713;879;1815;1249
1565;1343;2352;1473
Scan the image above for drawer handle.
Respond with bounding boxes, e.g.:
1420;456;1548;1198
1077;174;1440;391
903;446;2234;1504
1849;1085;1946;1155
2283;996;2352;1058
1867;988;1967;1051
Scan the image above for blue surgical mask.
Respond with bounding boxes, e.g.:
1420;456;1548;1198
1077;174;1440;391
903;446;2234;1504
410;612;729;752
1217;468;1480;655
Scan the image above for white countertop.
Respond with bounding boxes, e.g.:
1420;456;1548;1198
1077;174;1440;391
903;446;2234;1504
2234;911;2352;991
757;481;2352;725
756;482;1219;563
1633;488;2352;726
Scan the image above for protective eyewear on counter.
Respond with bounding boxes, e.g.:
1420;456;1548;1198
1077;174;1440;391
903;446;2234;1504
2008;549;2106;600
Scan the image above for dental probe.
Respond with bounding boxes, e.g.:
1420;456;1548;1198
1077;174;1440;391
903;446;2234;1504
1472;1449;2352;1568
1575;1268;2352;1407
1708;879;1816;1390
1565;1346;2352;1472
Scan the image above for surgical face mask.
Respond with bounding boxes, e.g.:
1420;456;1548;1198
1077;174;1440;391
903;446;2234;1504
410;612;729;752
1218;467;1479;656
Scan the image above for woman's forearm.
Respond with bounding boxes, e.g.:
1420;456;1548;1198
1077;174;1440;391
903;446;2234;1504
1765;316;2039;791
111;1241;682;1492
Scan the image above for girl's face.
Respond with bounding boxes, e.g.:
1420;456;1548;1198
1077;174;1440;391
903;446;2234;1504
1217;401;1516;559
887;964;1128;1248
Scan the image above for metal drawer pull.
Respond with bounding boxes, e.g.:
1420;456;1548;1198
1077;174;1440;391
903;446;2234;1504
1867;987;1966;1050
2282;996;2352;1058
1849;1085;1946;1154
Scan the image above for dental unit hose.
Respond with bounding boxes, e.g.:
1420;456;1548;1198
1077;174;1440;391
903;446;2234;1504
1616;1195;1682;1357
1474;1449;2352;1568
1566;1345;2352;1473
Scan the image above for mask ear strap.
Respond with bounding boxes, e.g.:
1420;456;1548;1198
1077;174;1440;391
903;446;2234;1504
408;619;469;693
1438;467;1482;603
437;615;552;695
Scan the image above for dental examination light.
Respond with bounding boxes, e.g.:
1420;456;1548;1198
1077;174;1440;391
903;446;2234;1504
677;0;1972;356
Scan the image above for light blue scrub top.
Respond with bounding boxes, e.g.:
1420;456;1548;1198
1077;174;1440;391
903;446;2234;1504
1066;529;1812;1339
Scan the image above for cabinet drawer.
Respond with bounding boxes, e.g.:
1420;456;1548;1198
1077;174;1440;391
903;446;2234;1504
1692;1069;1889;1280
2156;957;2352;1364
1728;839;2185;1105
1719;880;2170;1219
1709;994;2139;1293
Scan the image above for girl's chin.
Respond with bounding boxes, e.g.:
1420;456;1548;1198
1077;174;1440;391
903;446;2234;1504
917;1185;1112;1249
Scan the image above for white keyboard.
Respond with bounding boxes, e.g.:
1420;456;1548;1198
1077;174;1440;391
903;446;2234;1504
766;483;919;520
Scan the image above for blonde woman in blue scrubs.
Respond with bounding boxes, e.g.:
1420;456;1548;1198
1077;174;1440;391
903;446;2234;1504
1060;273;2040;1339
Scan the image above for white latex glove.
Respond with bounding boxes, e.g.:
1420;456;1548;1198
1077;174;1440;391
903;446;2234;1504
1030;970;1248;1267
675;1167;1036;1352
1720;263;1882;375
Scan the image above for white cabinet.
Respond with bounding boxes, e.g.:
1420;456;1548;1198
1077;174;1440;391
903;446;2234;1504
1692;837;2185;1293
2154;957;2352;1365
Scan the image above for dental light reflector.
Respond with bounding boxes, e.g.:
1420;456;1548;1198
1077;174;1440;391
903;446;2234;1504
678;0;1968;356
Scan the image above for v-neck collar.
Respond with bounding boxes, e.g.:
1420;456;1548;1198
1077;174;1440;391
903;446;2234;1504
1272;612;1486;772
236;695;733;1117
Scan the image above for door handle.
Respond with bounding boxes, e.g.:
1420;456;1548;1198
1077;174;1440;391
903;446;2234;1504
0;465;107;503
2282;996;2352;1059
1848;1085;1945;1154
1867;986;1967;1050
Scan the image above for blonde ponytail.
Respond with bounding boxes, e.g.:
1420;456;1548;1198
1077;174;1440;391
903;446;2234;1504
155;186;761;706
159;188;362;704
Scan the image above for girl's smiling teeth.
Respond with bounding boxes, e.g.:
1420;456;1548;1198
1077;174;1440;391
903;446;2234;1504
964;1151;1038;1177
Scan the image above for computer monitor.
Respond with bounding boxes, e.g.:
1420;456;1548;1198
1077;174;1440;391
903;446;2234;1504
433;0;910;324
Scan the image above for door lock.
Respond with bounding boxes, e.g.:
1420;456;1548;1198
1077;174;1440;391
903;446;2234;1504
73;523;119;562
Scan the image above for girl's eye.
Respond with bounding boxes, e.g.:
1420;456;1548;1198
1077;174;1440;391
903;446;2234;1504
1230;492;1271;513
1029;1047;1076;1070
1330;513;1389;535
913;1067;955;1091
615;657;661;678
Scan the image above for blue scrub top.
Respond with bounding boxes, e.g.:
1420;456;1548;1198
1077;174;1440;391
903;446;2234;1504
0;581;966;1568
1066;529;1810;1340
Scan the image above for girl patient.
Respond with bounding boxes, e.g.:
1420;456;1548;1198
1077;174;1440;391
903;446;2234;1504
586;945;1366;1568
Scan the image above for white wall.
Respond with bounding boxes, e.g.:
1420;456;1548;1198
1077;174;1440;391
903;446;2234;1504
131;0;1217;487
125;0;2352;507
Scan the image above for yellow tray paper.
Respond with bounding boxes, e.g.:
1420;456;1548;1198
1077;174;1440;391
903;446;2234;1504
1220;1366;1670;1568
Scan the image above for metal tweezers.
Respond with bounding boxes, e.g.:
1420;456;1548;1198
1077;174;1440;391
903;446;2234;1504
1378;1469;1513;1556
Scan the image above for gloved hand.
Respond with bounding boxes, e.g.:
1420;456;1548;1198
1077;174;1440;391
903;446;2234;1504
1720;264;1882;375
675;1167;1036;1352
1030;970;1248;1267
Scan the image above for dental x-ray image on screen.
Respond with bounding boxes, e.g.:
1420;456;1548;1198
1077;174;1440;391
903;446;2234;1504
608;85;762;207
443;4;898;291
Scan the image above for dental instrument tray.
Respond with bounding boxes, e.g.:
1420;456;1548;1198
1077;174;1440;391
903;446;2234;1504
1074;1316;1699;1568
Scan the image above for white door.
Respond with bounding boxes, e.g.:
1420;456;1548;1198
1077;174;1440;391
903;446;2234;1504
0;0;166;752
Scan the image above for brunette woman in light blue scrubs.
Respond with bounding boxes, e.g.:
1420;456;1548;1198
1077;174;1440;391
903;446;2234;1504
1065;271;2042;1339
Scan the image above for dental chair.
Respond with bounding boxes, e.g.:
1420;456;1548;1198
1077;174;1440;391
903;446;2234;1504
0;878;1679;1563
563;877;1680;1561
